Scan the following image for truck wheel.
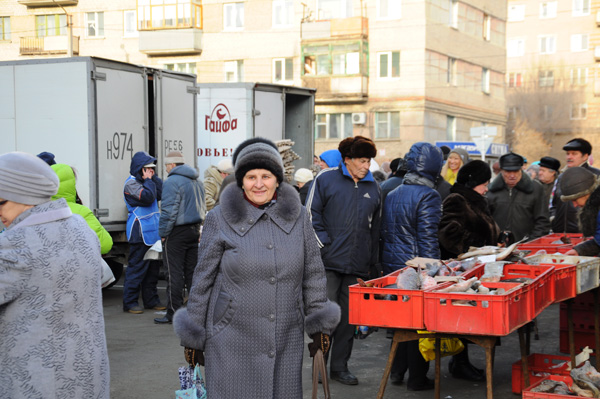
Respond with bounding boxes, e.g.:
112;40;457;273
103;259;123;290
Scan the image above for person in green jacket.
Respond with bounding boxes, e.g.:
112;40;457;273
51;163;113;255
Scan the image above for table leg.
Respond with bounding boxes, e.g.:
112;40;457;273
595;289;599;369
435;337;441;399
568;299;576;367
485;343;494;399
377;331;399;399
519;327;530;390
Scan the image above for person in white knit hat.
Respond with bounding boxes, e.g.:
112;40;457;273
203;158;234;211
0;151;110;398
294;167;314;205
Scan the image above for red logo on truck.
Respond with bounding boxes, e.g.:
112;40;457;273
206;104;237;133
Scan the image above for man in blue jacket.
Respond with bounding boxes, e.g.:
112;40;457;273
123;151;164;314
306;136;381;385
154;151;205;324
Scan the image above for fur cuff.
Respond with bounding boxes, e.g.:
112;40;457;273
305;300;341;336
173;308;206;350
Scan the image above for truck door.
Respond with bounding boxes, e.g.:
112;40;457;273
254;89;284;142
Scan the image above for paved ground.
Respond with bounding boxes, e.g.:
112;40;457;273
105;277;566;399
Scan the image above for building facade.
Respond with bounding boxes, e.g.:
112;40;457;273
506;0;600;161
0;0;507;164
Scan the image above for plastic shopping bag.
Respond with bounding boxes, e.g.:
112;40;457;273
175;364;207;399
417;331;464;362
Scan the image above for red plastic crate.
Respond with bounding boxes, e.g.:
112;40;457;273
518;233;588;254
424;281;528;336
559;329;597;353
558;306;598;331
522;375;575;398
349;270;426;329
511;353;572;394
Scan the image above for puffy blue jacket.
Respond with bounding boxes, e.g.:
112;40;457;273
306;162;381;277
381;143;443;274
159;164;206;237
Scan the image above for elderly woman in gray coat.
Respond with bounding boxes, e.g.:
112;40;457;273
0;152;109;399
174;138;340;399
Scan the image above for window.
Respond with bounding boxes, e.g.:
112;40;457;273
507;38;525;57
540;1;557;18
571;103;587;119
447;57;456;85
224;2;244;30
508;4;525;21
446;116;456;140
378;51;400;79
482;68;490;93
273;0;293;27
36;14;66;37
124;10;138;37
571;34;589;52
508;72;523;87
315;113;353;140
378;0;401;19
137;0;202;30
376;112;400;139
483;15;491;41
225;60;244;82
0;17;10;40
539;70;554;87
273;58;293;83
86;12;104;38
573;0;590;16
571;68;588;85
317;0;352;20
164;62;197;74
539;35;556;54
302;41;367;77
508;107;519;120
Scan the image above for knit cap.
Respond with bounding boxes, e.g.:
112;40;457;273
0;152;60;205
165;151;185;164
294;168;313;184
232;137;284;187
217;159;234;174
560;167;600;202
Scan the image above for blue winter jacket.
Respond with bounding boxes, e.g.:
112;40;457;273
306;161;381;277
124;152;163;244
159;164;206;237
381;143;443;274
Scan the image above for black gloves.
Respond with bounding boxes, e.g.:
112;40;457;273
184;347;205;367
308;332;331;357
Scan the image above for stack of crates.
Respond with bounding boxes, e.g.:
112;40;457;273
559;291;597;353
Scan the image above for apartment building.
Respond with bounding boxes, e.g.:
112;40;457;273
0;0;507;162
506;0;600;160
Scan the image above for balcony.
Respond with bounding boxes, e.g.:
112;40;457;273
301;16;368;40
302;75;368;103
18;0;77;6
139;29;202;56
20;36;79;56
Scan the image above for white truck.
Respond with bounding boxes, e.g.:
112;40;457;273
0;56;198;282
196;83;316;174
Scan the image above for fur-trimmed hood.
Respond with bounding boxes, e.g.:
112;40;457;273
218;181;301;235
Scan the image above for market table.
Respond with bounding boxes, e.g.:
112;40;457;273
376;327;533;399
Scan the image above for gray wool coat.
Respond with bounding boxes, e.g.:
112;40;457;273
0;199;110;399
174;182;340;399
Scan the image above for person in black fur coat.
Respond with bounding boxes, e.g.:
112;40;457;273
438;160;501;382
559;167;600;256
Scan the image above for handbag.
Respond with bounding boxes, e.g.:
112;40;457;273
175;364;207;399
312;349;330;399
100;259;115;289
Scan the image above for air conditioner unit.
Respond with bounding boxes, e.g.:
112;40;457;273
352;112;366;125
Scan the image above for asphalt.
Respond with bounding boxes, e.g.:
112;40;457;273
104;277;566;399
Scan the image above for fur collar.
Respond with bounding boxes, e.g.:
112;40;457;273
489;170;534;194
449;183;488;212
219;182;301;235
579;186;600;236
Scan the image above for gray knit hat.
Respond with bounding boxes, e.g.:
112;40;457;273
232;137;284;187
560;167;600;202
0;152;60;205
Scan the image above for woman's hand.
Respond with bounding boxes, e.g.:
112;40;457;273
308;333;330;357
184;347;205;367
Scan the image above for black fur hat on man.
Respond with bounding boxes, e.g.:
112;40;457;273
338;136;377;159
232;137;284;187
456;160;492;189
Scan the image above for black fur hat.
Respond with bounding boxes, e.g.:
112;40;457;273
456;160;491;189
338;136;377;159
232;137;284;187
